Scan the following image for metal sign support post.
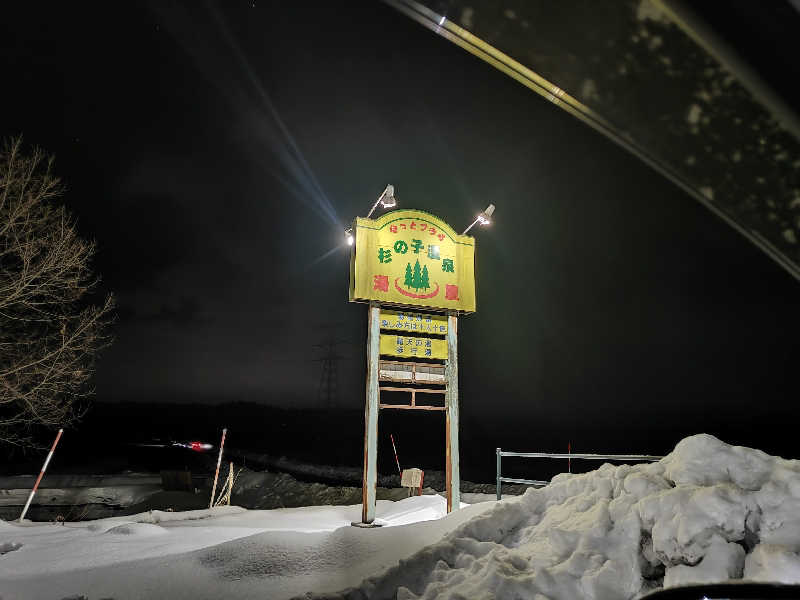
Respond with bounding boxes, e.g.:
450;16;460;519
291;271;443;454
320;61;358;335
349;208;479;525
445;312;460;512
359;302;381;525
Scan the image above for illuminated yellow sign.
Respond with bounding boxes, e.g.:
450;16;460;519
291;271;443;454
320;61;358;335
380;309;448;334
379;334;448;360
349;210;476;313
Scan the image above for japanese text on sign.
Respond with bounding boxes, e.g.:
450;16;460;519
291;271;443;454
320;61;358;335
380;310;448;334
379;334;448;360
349;209;476;313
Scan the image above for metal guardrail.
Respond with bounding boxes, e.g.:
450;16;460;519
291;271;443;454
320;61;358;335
495;448;663;500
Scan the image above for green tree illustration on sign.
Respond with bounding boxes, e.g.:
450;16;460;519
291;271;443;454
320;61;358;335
404;260;431;291
412;260;423;290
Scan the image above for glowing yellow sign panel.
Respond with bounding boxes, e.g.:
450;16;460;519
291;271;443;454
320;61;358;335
349;210;476;313
379;334;448;360
380;309;448;334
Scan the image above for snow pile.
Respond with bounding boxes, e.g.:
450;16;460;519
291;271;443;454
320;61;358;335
319;435;800;599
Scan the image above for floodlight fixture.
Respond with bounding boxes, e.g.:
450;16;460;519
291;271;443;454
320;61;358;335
366;184;397;218
462;203;495;235
345;185;398;246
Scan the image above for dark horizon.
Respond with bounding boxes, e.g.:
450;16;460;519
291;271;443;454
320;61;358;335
2;1;798;464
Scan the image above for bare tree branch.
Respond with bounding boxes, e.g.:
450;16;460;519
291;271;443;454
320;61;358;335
0;137;114;448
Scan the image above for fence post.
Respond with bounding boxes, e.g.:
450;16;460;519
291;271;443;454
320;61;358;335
496;447;502;501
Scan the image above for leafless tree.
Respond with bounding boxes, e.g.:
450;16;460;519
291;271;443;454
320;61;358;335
0;137;114;447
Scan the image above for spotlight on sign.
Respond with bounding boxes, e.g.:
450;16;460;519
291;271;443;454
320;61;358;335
462;204;496;234
378;184;397;209
367;184;397;218
345;227;354;246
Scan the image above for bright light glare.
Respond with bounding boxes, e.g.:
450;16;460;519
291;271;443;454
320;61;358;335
345;228;354;245
347;234;354;246
438;16;446;25
462;204;496;234
478;203;494;226
172;441;214;452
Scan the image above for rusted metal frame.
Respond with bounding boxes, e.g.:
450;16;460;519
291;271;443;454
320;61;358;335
361;303;381;524
364;306;459;518
378;359;416;381
378;385;446;410
378;386;446;393
445;312;460;513
378;359;446;384
378;359;445;367
379;404;446;411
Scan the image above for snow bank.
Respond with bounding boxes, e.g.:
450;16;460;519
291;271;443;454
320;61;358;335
317;435;800;599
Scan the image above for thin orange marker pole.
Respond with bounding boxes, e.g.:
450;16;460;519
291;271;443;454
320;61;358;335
209;428;227;509
390;434;402;476
19;429;63;522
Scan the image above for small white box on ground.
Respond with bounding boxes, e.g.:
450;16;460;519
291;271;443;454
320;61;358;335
401;468;424;495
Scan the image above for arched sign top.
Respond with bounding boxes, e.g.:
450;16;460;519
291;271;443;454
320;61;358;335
349;209;476;313
368;209;467;245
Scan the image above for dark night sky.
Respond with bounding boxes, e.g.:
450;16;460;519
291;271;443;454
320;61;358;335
1;1;798;456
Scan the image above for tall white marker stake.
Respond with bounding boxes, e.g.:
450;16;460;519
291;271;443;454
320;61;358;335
209;428;227;509
19;428;63;522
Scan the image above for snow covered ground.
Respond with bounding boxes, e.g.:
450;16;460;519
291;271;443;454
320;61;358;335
0;495;492;600
3;434;800;600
